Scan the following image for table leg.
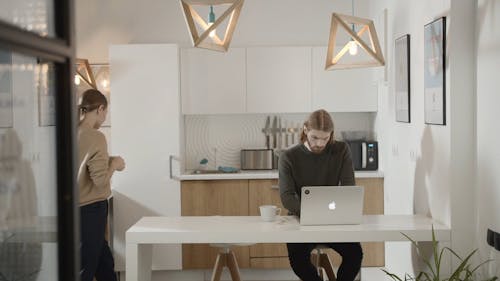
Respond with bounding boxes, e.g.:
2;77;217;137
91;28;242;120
126;243;152;281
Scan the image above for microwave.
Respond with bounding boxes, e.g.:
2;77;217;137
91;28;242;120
346;140;378;171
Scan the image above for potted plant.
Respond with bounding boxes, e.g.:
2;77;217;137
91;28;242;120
383;227;498;281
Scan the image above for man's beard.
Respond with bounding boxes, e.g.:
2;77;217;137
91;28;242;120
307;140;326;154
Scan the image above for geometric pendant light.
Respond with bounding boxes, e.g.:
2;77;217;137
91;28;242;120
325;13;385;70
75;58;97;88
180;0;244;52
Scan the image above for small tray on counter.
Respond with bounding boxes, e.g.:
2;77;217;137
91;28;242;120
191;169;239;174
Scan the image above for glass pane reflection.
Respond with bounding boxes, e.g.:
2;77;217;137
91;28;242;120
0;49;58;280
0;0;55;37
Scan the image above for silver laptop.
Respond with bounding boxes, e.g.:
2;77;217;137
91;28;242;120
300;186;364;225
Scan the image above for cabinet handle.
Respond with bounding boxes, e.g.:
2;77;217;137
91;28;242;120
271;185;279;190
169;155;180;180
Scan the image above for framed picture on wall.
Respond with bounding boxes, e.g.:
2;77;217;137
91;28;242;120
76;64;111;127
424;17;446;125
395;34;410;123
38;64;56;126
0;50;13;128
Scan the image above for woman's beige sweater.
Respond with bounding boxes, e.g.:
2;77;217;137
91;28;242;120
78;127;111;206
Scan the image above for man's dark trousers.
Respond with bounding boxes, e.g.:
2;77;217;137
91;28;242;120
287;242;363;281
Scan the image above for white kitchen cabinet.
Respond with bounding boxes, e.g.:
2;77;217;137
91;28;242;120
181;48;246;114
109;44;181;270
246;47;311;113
311;47;378;112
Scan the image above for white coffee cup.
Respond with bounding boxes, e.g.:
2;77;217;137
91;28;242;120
259;205;281;222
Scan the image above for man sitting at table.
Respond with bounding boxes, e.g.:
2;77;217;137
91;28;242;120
278;109;363;281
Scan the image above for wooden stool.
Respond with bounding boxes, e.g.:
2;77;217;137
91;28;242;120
209;243;253;281
310;246;337;281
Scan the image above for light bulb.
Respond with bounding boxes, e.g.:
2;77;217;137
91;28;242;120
101;79;108;88
74;75;80;85
208;22;216;38
349;40;358;56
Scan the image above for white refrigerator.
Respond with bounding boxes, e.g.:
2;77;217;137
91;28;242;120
109;44;182;271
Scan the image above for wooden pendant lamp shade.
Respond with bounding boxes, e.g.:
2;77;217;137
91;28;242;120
325;13;385;70
180;0;244;52
75;58;96;89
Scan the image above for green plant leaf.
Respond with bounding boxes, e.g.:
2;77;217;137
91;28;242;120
448;249;476;281
383;227;498;281
382;269;405;281
401;232;437;277
415;270;431;281
470;259;494;274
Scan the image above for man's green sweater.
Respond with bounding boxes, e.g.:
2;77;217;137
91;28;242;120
278;141;355;216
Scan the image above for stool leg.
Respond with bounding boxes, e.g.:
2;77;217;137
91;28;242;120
311;252;326;280
227;250;242;281
210;253;226;281
311;252;319;268
319;253;336;281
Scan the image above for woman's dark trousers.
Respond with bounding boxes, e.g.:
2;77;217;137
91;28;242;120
80;200;117;281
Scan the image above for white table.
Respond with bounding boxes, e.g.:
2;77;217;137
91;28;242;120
126;215;451;281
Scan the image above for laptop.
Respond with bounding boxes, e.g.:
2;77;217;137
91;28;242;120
300;186;364;226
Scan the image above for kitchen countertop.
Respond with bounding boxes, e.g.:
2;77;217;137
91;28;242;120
177;170;384;181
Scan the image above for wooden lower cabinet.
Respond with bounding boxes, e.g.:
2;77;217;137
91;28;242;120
181;177;384;269
181;180;250;269
250;257;290;269
248;179;289;268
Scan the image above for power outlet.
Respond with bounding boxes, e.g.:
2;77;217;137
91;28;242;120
487;228;500;251
392;144;399;156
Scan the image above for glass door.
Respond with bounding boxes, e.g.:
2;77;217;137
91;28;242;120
0;1;78;280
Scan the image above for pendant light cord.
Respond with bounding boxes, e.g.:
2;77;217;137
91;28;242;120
351;0;355;32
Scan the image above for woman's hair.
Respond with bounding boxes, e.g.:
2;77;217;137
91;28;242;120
300;109;335;144
79;89;108;115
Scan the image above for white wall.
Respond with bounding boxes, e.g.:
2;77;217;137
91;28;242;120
75;0;370;62
476;0;500;277
370;0;453;277
449;0;477;267
371;0;499;279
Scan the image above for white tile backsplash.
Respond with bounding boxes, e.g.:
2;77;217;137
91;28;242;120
183;112;375;170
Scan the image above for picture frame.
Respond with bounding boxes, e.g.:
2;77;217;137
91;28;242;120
395;34;410;123
76;64;111;127
38;63;56;127
0;51;13;128
424;17;446;125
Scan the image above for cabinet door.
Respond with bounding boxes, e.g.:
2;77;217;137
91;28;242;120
311;47;378;112
246;47;311;113
357;178;385;266
181;48;246;114
248;179;290;268
181;180;250;269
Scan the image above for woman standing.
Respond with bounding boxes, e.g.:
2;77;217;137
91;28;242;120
78;89;125;281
